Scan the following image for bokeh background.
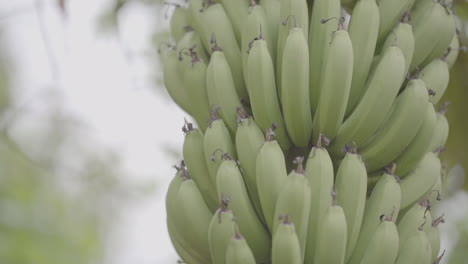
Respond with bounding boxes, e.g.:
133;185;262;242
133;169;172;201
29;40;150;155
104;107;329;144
0;0;466;263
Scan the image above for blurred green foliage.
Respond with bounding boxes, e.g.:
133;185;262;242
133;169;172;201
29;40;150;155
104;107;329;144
441;0;468;191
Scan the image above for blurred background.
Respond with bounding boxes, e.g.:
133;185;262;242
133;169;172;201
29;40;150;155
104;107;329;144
0;0;466;263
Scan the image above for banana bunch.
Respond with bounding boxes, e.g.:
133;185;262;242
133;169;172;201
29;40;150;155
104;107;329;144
162;0;461;263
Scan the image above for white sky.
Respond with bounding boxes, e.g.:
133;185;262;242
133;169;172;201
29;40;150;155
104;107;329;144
0;1;467;264
0;0;184;263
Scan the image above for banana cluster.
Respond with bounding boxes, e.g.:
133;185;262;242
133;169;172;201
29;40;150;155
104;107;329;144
162;0;459;263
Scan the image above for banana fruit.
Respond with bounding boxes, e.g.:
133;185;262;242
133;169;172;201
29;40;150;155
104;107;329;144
160;0;460;262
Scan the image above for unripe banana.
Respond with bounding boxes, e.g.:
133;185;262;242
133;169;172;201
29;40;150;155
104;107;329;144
259;0;280;69
308;0;341;114
429;107;450;152
446;33;460;68
176;29;209;68
359;214;400;264
170;6;191;44
218;0;249;44
241;2;270;84
216;156;271;264
397;199;432;250
247;38;291;150
204;112;237;189
312;26;353;142
400;151;441;210
167;221;206;264
395;223;432;264
272;215;301;264
330;45;406;156
427;214;444;261
420;58;450;105
206;48;241;136
348;166;401;264
225;225;257;264
256;128;288;230
376;0;415;45
201;1;247;98
173;176;213;262
182;51;210;132
379;15;414;74
281;26;312;147
273;157;311;261
313;191;348;264
276;0;309;96
235;109;266;224
334;147;367;261
162;50;192;114
208;198;236;264
183;123;218;212
394;102;437;177
188;0;209;51
304;136;334;264
359;79;428;172
345;0;379;116
409;1;456;71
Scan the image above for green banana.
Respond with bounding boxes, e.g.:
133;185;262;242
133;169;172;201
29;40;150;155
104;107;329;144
276;0;309;96
427;214;444;261
446;33;460;68
235;109;266;224
225;224;257;264
334;147;367;261
204;111;237;190
256;127;288;230
281;26;312;147
400;151;441;210
394;102;437;177
247;38;291;150
409;1;456;71
188;0;209;51
348;166;401;264
359;213;400;264
218;0;249;44
345;0;379;116
241;1;270;84
312;23;353;142
201;1;247;98
376;0;415;45
397;199;432;250
167;221;205;264
420;58;450;105
206;47;241;136
216;156;271;264
259;0;280;70
359;79;428;172
170;5;191;44
176;29;209;67
173;174;213;262
313;190;348;264
395;225;432;264
273;157;311;261
182;50;211;132
330;45;406;156
304;136;334;264
183;123;218;212
272;215;302;264
308;0;341;114
162;50;192;114
429;107;450;152
208;197;236;264
378;14;414;74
